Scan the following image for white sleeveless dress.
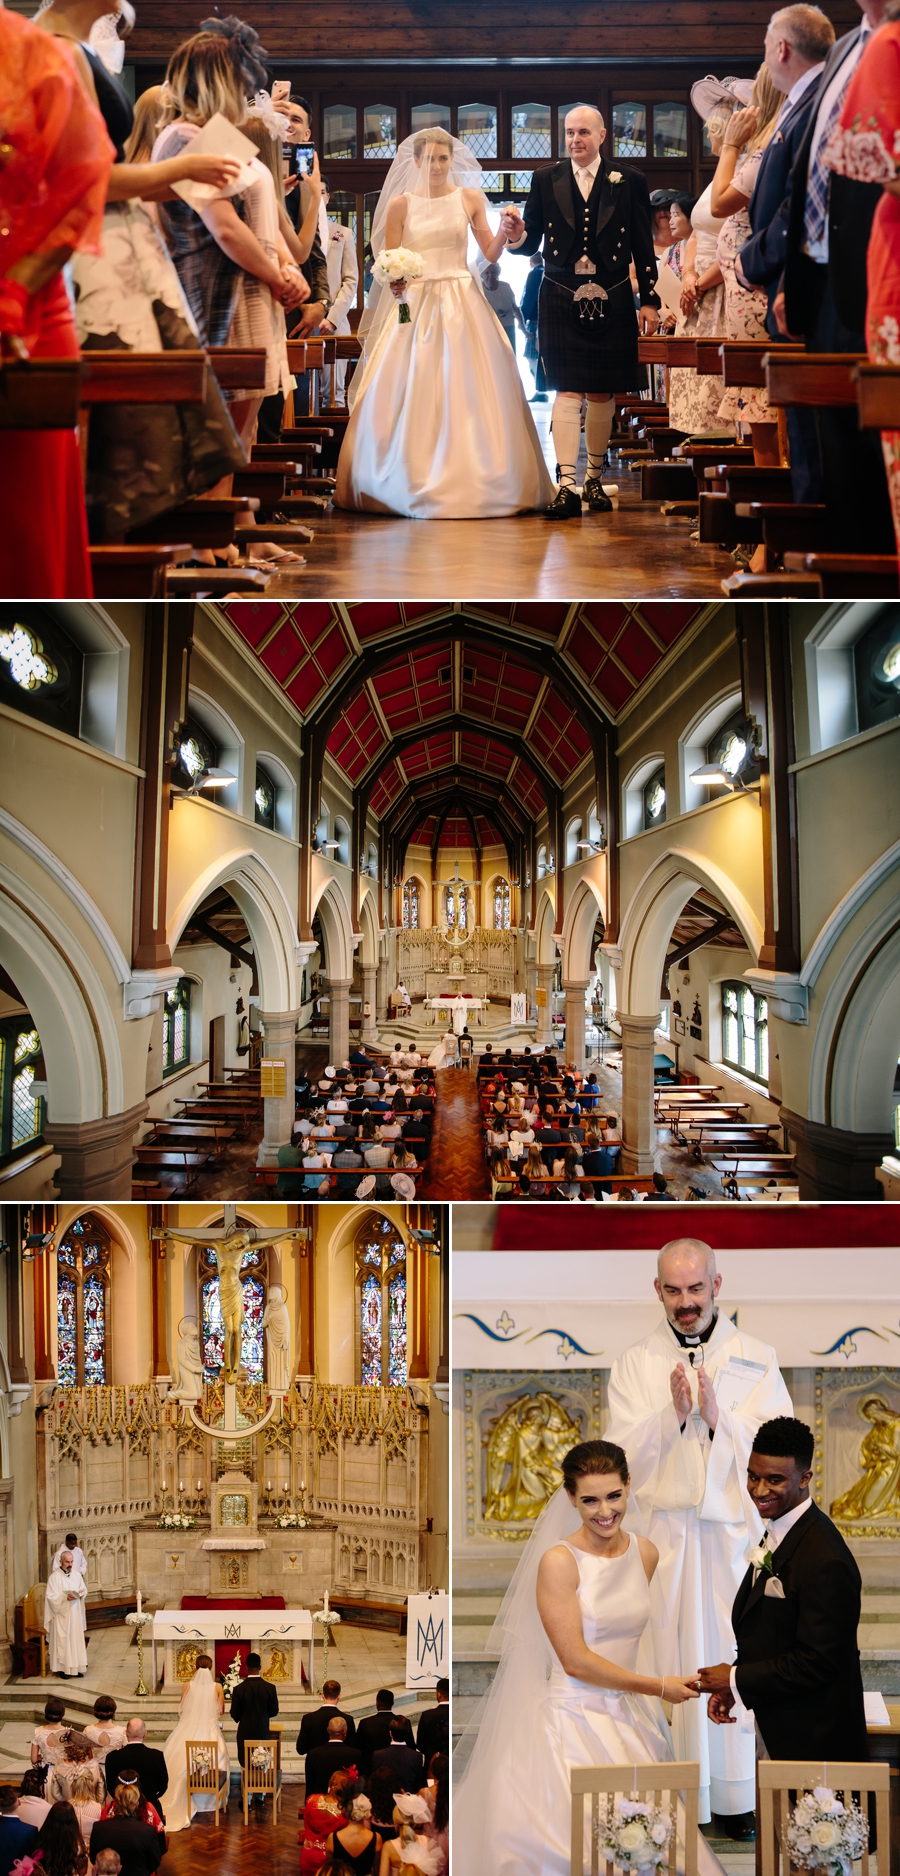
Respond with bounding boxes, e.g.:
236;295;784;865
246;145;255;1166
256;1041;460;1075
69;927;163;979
491;1534;728;1876
335;188;555;518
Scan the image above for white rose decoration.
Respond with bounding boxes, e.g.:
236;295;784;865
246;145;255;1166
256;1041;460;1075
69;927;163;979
651;1823;670;1846
609;170;623;183
619;1823;648;1851
813;1790;842;1813
812;1822;840;1850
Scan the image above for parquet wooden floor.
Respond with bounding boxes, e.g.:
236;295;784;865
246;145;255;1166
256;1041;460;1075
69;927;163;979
418;1067;491;1200
262;470;724;600
161;1797;302;1875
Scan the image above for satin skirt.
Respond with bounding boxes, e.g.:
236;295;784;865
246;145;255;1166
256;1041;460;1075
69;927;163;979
335;273;555;519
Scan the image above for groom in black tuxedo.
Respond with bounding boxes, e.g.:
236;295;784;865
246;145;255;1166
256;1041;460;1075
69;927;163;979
503;106;659;519
698;1416;868;1763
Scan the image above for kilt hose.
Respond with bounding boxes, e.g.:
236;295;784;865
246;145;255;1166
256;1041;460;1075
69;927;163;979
538;272;648;393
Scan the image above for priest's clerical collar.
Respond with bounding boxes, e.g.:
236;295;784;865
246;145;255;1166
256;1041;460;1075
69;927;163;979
667;1308;719;1349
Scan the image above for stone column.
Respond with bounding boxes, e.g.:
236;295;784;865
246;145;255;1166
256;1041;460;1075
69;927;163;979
360;964;378;1043
619;1013;660;1177
525;959;537;1025
780;1109;894;1201
47;1101;149;1199
376;956;388;1027
535;967;554;1047
327;980;352;1067
562;980;590;1075
256;1009;301;1167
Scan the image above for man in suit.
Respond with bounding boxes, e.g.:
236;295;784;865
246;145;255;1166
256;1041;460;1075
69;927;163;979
698;1416;868;1763
738;4;836;501
776;0;895;549
0;1787;37;1876
230;1653;279;1772
296;1678;356;1756
416;1680;449;1767
319;182;359;408
504;105;659;518
356;1689;415;1774
104;1719;168;1819
303;1716;360;1795
371;1716;425;1791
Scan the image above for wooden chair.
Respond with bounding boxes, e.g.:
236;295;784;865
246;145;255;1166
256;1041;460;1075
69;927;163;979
22;1584;48;1676
241;1734;281;1825
757;1760;891;1876
570;1760;700;1876
186;1739;228;1823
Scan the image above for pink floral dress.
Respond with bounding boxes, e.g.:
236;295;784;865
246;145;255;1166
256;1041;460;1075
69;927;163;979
715;147;774;424
825;21;900;554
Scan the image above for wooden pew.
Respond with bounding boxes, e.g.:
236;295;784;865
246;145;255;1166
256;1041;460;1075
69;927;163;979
0;357;83;428
89;543;193;598
783;551;899;596
80;351;208;404
206;346;267;390
719;339;804;389
763;350;867;407
127;495;260;549
853;360;900;427
734;501;830;555
133;1146;210;1188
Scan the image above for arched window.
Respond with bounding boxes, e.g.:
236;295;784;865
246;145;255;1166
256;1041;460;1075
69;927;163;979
444;884;456;928
254;766;275;828
355;1213;408;1387
199;1241;267;1381
402;878;419;928
493;878;511;929
163;980;191;1076
642;765;667;830
56;1214;111;1386
458;886;469;931
0;1018;44;1161
171;716;217;792
721;982;769;1086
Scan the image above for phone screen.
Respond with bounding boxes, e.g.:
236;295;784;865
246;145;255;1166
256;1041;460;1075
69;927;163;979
288;141;315;178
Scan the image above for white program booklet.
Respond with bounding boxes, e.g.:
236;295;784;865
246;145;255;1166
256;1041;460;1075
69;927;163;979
170;112;259;205
713;1355;766;1413
864;1691;891;1725
656;260;684;313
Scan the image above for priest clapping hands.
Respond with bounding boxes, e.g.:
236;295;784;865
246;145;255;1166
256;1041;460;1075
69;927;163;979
671;1361;719;1430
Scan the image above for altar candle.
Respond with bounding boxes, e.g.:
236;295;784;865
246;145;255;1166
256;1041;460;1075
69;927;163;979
323;1590;329;1614
136;1589;142;1616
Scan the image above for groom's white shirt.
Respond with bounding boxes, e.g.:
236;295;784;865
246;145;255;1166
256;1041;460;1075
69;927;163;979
605;1308;792;1819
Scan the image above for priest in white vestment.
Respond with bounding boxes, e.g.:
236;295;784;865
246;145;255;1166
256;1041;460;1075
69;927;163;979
44;1553;88;1676
51;1535;88;1632
605;1237;792;1834
452;994;469;1035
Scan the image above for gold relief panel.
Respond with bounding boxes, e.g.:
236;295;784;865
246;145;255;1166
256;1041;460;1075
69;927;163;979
219;1552;250;1589
464;1370;605;1542
218;1493;250;1526
816;1367;900;1539
176;1644;200;1681
263;1646;291;1681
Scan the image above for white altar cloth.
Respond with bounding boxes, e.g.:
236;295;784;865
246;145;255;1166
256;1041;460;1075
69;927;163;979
152;1605;314;1688
428;996;487;1027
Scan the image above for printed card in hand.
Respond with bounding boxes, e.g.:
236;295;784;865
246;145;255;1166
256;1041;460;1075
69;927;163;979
170;112;259;205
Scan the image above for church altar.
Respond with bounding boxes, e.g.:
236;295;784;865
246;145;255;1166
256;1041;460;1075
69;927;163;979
399;928;515;1001
151;1605;313;1689
427;996;487;1026
424;969;489;999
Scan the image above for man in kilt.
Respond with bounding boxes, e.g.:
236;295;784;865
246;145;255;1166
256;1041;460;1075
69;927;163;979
504;106;660;517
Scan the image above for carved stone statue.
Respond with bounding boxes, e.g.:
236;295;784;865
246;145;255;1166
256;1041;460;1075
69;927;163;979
169;1319;204;1402
262;1285;292;1392
484;1390;582;1523
830;1395;900;1522
151;1214;306;1385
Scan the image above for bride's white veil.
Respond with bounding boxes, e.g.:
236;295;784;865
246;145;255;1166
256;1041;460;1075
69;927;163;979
176;1665;221;1739
353;125;490;400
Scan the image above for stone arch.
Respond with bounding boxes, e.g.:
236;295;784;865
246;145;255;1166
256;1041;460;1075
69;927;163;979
808;901;900;1131
169;848;299;1012
617;847;763;1016
534;889;557;967
0;869;124;1123
561;876;607;984
311;874;356;983
358;887;380;967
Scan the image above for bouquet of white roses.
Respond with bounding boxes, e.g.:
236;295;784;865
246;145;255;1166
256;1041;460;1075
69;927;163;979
785;1787;868;1873
158;1512;196;1530
372;246;426;323
594;1796;674;1870
275;1512;310;1528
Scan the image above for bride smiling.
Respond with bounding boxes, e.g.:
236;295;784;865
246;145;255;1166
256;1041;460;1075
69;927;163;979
334;126;554;519
454;1439;729;1876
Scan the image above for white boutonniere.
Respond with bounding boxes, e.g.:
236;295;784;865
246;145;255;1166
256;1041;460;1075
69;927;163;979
746;1541;774;1574
608;170;623;183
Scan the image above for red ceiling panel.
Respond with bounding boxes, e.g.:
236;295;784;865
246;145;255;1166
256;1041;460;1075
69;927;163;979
288;603;339;648
259;621;307;685
438;814;476;848
641;602;701;643
346;602;404;639
511;602;570;633
223;601;284;646
611;619;661;685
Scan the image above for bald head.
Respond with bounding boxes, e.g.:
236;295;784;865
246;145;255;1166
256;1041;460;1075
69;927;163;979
94;1854;122;1876
59;1551;73;1572
126;1719;146;1741
565;106;606;167
655;1239;721;1335
327;1716;348;1740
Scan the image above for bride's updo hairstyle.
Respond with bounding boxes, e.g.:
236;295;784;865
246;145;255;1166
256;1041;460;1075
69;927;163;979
412;126;455;159
562;1439;629;1495
195;1653;213;1670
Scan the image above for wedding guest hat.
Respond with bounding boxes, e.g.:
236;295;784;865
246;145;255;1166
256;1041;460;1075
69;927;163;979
394;1793;432;1825
390;1173;417;1199
690;74;755;117
355;1175;377;1200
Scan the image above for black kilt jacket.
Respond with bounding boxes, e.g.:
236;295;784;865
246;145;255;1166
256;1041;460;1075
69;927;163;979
515;157;660;307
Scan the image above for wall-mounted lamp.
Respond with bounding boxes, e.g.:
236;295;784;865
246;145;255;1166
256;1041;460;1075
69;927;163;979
576;833;608;854
689;764;749;794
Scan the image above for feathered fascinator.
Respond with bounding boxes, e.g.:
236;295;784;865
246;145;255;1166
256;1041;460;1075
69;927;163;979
198;14;270;93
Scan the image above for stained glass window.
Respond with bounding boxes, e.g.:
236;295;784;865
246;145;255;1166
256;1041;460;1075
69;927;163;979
403;878;419;928
0;1020;43;1160
163;980;191;1076
721;982;769;1086
57;1273;77;1386
444;885;455;928
254;767;275;829
493;878;510;929
55;1214;110;1386
642;765;667;831
171;716;217;792
458;887;469;932
355;1215;408;1386
199;1239;268;1381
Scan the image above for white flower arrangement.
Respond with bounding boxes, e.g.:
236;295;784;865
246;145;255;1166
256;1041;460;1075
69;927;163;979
372;246;426;323
191;1746;214;1772
220;1652;244;1699
608;170;624;183
250;1744;274;1771
275;1512;310;1529
158;1512;197;1530
595;1797;674;1870
785;1788;868;1873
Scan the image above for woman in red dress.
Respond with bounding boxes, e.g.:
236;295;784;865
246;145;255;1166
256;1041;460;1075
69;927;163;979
0;10;113;597
826;12;900;557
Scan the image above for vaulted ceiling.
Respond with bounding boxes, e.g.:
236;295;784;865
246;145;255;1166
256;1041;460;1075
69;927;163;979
220;601;708;850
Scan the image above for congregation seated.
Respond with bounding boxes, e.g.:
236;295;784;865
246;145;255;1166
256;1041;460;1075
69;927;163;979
15;1767;52;1832
90;1783;163;1876
31;1696;71;1769
47;1739;104;1806
103;1719;169;1820
83;1696;127;1768
0;1785;38;1876
66;1762;104;1849
303;1718;360;1798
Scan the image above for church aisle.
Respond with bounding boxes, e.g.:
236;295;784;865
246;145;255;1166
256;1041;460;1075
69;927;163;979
259;470;726;600
419;1068;492;1200
162;1802;301;1876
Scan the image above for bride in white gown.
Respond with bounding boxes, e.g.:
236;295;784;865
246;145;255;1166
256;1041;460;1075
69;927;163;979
453;1438;729;1876
162;1658;230;1830
335;127;555;519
